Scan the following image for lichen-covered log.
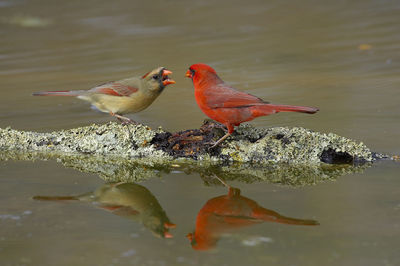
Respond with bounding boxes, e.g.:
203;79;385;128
0;121;384;164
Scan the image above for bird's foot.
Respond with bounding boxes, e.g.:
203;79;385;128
110;113;141;147
109;181;126;188
111;112;139;125
207;132;232;150
120;119;138;126
208;141;220;149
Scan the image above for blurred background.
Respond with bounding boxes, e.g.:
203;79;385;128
1;0;400;265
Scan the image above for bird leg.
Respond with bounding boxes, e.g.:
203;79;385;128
212;174;230;188
110;112;137;125
212;174;240;197
210;132;231;148
109;112;138;147
209;124;234;148
109;181;127;188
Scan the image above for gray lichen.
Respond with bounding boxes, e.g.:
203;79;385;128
219;125;373;164
0;121;382;165
0;122;168;160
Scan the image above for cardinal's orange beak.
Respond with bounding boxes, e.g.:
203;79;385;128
186;233;193;241
185;70;192;79
164;232;173;238
162;69;175;86
163;80;175;86
162;69;173;76
164;222;176;229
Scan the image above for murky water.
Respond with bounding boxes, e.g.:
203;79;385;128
1;0;400;265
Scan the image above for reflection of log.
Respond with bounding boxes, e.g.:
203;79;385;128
0;150;371;187
0;120;386;164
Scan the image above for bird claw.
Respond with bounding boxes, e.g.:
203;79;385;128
206;132;231;150
206;142;220;151
120;119;138;126
115;116;139;126
209;142;219;149
202;140;215;146
110;112;139;125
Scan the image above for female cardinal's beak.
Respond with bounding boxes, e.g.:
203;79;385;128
164;232;173;238
162;69;173;76
185;70;192;79
162;69;175;86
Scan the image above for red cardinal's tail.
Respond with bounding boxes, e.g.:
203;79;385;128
251;104;319;117
32;90;84;97
272;104;319;114
250;104;319;118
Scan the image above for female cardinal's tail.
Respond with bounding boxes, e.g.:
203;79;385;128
33;195;79;201
32;90;84;96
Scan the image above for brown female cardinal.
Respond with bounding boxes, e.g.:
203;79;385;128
185;63;318;147
33;67;175;123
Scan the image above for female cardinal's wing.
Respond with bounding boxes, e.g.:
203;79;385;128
89;82;139;97
204;83;268;109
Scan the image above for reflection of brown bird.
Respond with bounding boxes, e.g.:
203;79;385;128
33;182;176;238
187;186;318;250
33;67;175;123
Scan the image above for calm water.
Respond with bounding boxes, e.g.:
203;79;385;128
1;0;400;265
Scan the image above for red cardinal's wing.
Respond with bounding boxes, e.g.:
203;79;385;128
90;82;139;96
204;83;268;109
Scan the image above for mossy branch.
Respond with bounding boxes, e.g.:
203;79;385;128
0;121;390;186
0;121;383;164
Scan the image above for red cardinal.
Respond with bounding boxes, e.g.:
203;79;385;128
185;63;319;147
187;186;319;250
33;67;175;123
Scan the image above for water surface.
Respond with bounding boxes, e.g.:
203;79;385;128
1;0;400;265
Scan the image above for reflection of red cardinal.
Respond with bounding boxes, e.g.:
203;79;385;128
187;187;318;250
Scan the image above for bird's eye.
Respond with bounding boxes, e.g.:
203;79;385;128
190;69;195;76
152;74;159;80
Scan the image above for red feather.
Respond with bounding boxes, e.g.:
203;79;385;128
142;71;150;79
203;84;268;108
